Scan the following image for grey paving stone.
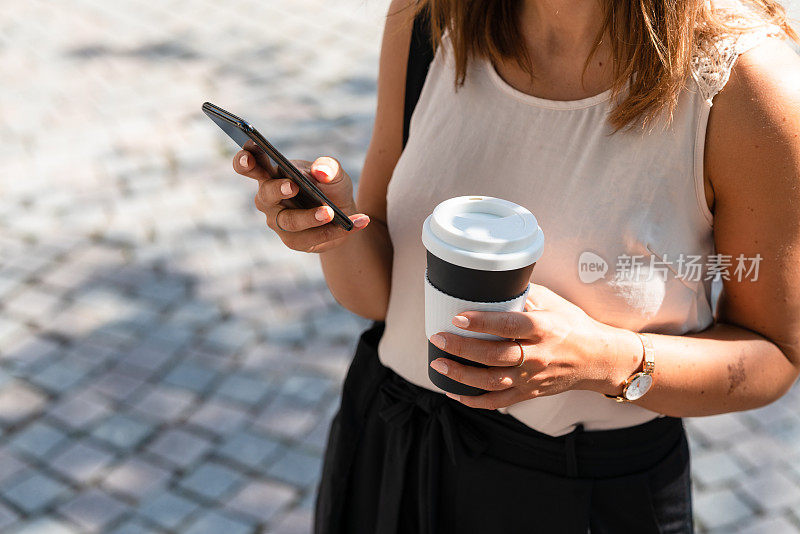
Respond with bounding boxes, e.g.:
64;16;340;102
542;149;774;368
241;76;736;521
147;324;195;353
289;339;354;380
129;385;195;422
0;447;27;485
743;401;799;430
2;470;72;514
145;427;213;469
301;411;336;452
0;381;48;426
57;488;130;532
297;488;318;510
163;361;217;393
168;301;222;328
265;448;323;489
0;501;18;531
731;434;789;469
8;420;69;459
255;399;317;440
263;319;308;344
739;470;800;512
0;368;14;390
275;373;333;406
771;414;800;447
119;345;175;372
786;451;800;482
216;429;282;471
692;450;747;488
134;279;188;306
309;310;363;343
90;369;148;401
237;344;296;376
48;389;112;429
12;517;80;534
3;287;63;322
214;372;273;407
0;336;61;373
186;398;249;435
102;456;172;500
694;488;755;530
202;320;258;353
178;461;244;501
737;515;800;534
49;440;116;485
0;319;31;353
183;509;256;534
92;413;155;450
67;337;123;367
687;414;753;446
0;276;23;301
270;508;313;534
29;358;92;394
224;479;297;523
109;517;162;534
137;489;201;530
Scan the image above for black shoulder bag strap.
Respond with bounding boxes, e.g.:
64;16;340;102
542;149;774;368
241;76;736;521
402;8;435;149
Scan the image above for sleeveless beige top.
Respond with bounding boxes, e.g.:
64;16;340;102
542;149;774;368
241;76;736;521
377;9;782;437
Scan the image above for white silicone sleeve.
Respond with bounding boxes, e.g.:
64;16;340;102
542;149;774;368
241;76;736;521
424;268;532;342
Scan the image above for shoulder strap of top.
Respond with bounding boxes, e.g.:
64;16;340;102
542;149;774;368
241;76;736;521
403;7;435;149
691;9;784;104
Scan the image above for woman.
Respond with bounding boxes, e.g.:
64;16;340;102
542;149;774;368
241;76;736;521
232;0;800;532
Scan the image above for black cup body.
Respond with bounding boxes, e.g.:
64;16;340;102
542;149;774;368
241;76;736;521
426;250;535;396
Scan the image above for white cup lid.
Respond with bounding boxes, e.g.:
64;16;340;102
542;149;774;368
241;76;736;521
421;196;544;271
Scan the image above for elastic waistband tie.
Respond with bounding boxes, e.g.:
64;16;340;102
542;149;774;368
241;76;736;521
375;375;488;534
564;423;584;477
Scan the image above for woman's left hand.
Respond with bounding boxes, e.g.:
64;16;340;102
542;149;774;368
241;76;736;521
428;283;636;409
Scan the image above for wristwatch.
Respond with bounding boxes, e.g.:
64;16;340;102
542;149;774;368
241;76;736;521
604;332;655;403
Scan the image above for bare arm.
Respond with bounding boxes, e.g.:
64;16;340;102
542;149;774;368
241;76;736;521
600;38;800;416
318;0;414;321
426;38;800;415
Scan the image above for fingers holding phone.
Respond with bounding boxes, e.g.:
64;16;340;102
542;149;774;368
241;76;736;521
233;140;277;181
251;156;371;253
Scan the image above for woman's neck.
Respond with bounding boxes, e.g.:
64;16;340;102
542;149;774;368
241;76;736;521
492;0;614;100
520;0;608;66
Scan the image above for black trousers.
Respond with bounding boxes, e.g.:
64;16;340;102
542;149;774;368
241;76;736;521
314;321;694;533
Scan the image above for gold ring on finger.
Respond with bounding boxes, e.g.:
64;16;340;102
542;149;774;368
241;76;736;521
512;339;525;367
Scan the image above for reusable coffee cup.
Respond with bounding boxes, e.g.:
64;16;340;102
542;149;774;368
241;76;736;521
421;196;545;396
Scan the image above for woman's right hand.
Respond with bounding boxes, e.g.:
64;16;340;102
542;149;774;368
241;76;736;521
233;146;371;254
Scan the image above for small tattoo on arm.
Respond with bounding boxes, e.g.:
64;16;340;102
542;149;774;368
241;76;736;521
727;355;746;395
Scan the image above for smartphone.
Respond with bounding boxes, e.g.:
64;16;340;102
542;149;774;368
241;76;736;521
202;102;354;231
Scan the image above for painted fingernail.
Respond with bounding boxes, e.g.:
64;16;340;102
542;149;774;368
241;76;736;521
452;315;469;328
314;164;333;179
445;392;460;401
430;359;448;374
315;207;331;221
239;154;249;167
281;181;292;195
429;334;446;349
353;215;369;228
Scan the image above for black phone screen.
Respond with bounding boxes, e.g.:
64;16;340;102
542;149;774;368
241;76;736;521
202;102;354;232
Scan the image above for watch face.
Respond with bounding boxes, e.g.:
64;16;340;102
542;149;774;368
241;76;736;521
625;374;653;401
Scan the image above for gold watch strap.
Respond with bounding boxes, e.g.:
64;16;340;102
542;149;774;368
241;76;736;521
640;332;655;375
604;332;653;402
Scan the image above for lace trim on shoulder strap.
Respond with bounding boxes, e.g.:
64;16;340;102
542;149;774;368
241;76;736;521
691;15;783;104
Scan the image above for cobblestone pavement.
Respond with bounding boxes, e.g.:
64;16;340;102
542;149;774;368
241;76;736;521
0;1;799;532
